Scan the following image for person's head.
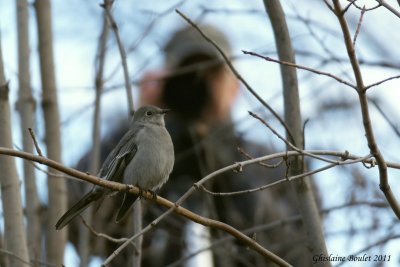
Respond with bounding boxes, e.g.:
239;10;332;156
139;24;239;127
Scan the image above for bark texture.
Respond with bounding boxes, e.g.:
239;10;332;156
35;0;67;264
263;1;329;266
0;39;30;267
16;0;41;261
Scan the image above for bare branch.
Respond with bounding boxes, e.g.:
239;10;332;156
101;0;134;116
0;248;58;267
242;50;357;89
1;146;399;265
28;127;43;157
0;148;292;267
175;9;296;144
31;160;79;180
0;249;37;267
80;216;135;245
376;0;400;18
248;110;343;164
201;154;373;196
167;200;388;267
370;99;400;138
365;74;400;90
237;147;283;168
126;0;185;54
353;5;366;47
323;0;335;13
333;0;400;219
346;0;381;12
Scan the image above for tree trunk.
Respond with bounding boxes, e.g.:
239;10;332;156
263;1;329;266
78;13;110;267
34;0;67;265
0;38;30;267
16;0;42;262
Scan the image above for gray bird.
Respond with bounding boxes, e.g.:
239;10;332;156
56;105;174;230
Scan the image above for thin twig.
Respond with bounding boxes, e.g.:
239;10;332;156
365;74;400;90
104;1;185;85
15;143;74;180
0;148;291;266
92;11;109;173
333;0;400;219
201;154;373;196
342;0;357;15
352;5;366;47
31;161;77;180
28;127;43;156
167;200;388;267
102;205;178;266
370;99;400;138
0;248;57;267
101;0;134;116
290;3;353;82
238;147;283;168
346;0;381;12
2;148;399;176
2;147;400;266
242;50;357;90
323;0;335;13
248;110;341;164
376;0;400;18
175;9;296;144
80;216;135;245
126;0;185;54
0;248;32;266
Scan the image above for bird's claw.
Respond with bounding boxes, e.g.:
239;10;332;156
147;190;157;201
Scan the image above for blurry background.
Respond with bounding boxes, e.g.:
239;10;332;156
1;0;400;266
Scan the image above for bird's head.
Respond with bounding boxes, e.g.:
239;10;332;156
132;105;170;127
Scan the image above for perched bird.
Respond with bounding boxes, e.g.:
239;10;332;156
56;105;174;230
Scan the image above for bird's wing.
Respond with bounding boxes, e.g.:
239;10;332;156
98;126;142;182
55;127;142;230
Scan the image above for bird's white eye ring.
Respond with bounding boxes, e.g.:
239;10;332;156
145;111;153;116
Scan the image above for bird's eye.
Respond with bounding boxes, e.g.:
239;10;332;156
145;111;153;116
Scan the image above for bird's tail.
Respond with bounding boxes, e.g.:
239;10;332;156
55;189;103;230
115;193;138;223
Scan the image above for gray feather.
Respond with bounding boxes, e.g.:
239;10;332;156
55;105;174;229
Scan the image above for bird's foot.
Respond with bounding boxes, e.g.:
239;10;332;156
147;190;158;201
137;186;144;198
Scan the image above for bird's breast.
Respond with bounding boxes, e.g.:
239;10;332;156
123;125;174;190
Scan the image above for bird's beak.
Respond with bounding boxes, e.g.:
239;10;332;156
160;109;170;114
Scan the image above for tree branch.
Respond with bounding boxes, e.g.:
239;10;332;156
175;9;296;144
242;50;357;90
365;74;400;90
1;147;399;264
333;0;400;219
0;147;291;267
376;0;400;18
101;0;134;116
201;154;373;196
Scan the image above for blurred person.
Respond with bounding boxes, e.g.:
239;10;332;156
138;25;309;266
68;24;311;266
